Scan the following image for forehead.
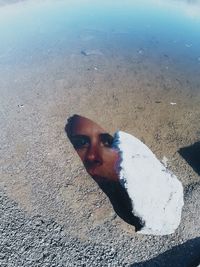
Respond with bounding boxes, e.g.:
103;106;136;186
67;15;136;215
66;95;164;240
70;116;107;136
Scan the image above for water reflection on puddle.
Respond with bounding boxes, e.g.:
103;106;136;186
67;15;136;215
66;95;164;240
0;0;199;244
0;0;200;69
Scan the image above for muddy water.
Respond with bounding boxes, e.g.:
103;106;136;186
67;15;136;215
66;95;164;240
0;0;200;238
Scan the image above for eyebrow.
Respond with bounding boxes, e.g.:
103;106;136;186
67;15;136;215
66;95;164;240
69;134;90;140
70;133;113;141
99;133;114;144
99;133;113;139
70;133;112;137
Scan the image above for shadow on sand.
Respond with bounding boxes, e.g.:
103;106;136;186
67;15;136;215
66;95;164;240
98;181;144;231
178;141;200;175
130;237;200;267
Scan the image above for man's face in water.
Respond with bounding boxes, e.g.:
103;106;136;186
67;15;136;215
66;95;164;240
67;115;119;183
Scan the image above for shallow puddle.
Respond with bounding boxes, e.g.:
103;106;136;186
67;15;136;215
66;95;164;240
0;0;199;242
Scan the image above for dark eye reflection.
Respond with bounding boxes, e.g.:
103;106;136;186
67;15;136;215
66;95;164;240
70;133;114;150
100;133;114;148
70;135;90;149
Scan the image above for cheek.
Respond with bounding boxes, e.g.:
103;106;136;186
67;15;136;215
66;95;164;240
76;149;86;162
101;149;120;181
103;149;119;166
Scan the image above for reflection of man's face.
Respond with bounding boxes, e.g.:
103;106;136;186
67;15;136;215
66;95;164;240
67;115;119;183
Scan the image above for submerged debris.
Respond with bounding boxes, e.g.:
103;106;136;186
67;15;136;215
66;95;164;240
185;43;192;48
81;49;103;56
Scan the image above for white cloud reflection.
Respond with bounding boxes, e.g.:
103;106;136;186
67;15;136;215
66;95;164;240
1;0;200;21
151;0;200;20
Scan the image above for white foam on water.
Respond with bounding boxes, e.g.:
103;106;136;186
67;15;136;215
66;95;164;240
114;131;184;235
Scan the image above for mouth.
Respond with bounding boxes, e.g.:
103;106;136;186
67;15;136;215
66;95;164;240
86;167;107;182
85;165;100;176
85;165;103;180
91;175;108;183
87;169;101;178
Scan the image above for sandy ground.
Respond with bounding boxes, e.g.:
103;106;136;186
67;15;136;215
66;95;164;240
0;23;200;265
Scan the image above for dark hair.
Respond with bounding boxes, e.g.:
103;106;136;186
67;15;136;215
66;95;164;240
65;114;80;138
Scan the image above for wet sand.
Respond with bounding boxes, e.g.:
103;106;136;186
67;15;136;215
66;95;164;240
0;17;200;265
1;42;199;220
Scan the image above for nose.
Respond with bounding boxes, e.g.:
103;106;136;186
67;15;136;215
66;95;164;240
84;145;103;167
